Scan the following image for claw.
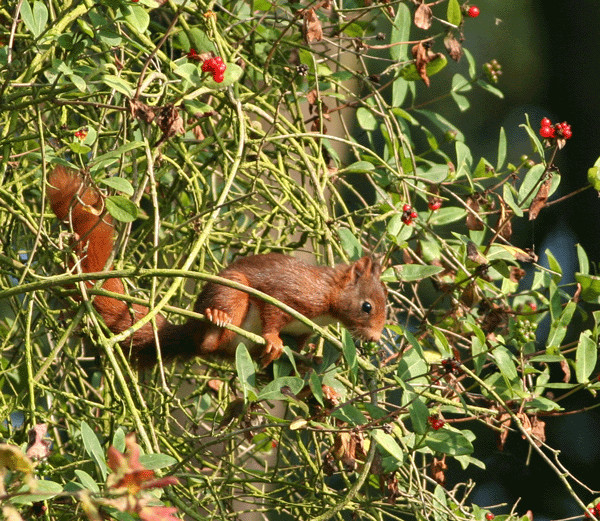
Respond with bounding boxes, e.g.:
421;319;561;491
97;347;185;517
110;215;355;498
260;333;284;367
205;308;232;328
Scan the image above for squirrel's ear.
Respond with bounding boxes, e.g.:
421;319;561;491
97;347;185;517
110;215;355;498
350;256;381;280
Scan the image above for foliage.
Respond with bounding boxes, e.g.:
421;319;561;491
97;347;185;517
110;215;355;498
0;0;599;520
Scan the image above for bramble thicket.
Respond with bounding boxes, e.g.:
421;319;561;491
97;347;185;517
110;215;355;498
1;1;600;520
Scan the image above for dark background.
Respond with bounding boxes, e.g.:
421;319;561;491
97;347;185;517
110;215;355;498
442;2;600;519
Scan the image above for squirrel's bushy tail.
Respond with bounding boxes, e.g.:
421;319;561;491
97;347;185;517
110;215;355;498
48;166;197;367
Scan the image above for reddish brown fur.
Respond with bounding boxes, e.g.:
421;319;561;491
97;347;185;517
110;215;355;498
48;167;387;368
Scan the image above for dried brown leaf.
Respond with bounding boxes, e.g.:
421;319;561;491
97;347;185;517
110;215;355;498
411;41;432;87
303;8;323;44
530;416;546;447
444;32;463;62
560;358;571;383
465;196;484;230
528;176;552;220
129;100;156;124
509;267;525;283
496;412;511;451
414;2;433;30
431;456;447;486
26;424;50;461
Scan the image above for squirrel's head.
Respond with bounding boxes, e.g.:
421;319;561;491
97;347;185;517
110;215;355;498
335;256;387;343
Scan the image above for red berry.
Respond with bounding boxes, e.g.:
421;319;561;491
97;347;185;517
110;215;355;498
410;211;418;219
562;128;572;139
213;72;225;83
485;514;495;521
427;416;445;430
201;57;215;72
586;508;596;519
467;5;480;17
540;117;552;127
428;200;442;211
402;204;411;212
539;126;555;138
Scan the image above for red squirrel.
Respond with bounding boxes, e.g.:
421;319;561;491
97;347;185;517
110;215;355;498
47;166;387;367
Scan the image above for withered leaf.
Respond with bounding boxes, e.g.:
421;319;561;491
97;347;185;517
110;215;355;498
303;8;323;44
465;196;484;230
431;456;447;486
509;267;525;283
466;241;488;266
560;358;571;383
26;424;50;461
411;41;433;87
528;176;552;220
530;416;546;447
496;412;512;451
414;2;433;30
498;197;513;240
129;99;156;123
443;32;463;62
156;104;185;142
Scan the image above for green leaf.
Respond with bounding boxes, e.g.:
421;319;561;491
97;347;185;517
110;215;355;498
427;207;467;225
124;5;150;33
408;394;429;435
576;273;600;304
139;453;177;470
546;301;576;350
451;74;472;112
575;244;590;275
588;166;600;191
20;0;48;38
390;2;411;61
100;177;134;196
257;376;305;401
338;228;363;259
308;371;324;406
446;0;462;26
343;161;375;173
497;127;507;170
372;430;404;462
492;346;518;382
105;195;138;223
397;345;428;387
90;141;145;167
236;344;257;402
68;142;91;155
341;328;357;383
332;404;368;426
12;480;63;504
74;470;100;493
80;421;109;479
575;331;597;384
418;110;465;142
102;75;134;98
517;164;546;206
476;79;504;99
393;264;444;282
425;429;473;456
520;114;545;160
356;107;378;131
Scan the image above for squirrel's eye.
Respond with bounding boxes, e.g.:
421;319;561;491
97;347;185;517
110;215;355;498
362;301;372;314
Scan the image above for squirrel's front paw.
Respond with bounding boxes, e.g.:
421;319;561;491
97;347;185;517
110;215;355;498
205;308;232;328
260;333;284;367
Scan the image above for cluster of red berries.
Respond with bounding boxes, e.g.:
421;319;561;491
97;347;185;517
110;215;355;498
202;56;227;83
539;117;572;140
401;204;418;225
74;128;88;140
427;416;445;430
585;503;600;519
465;5;480;17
